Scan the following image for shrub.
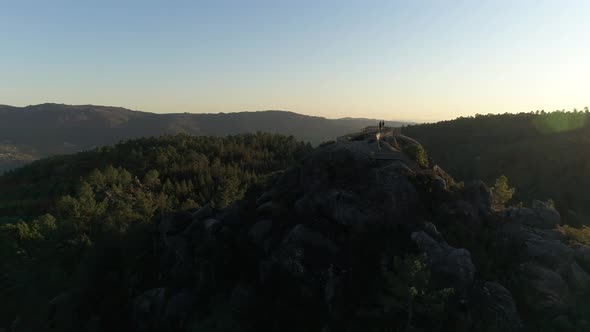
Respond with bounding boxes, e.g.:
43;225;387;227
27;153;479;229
560;225;590;246
404;144;429;168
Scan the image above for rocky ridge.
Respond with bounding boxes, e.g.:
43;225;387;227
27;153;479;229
130;134;590;331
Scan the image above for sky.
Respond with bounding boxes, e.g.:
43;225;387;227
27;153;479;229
1;0;588;122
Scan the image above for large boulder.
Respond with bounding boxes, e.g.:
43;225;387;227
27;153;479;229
524;237;573;272
503;204;560;230
133;288;168;331
463;180;493;213
573;243;590;272
471;282;523;332
516;262;571;315
133;289;194;331
294;190;371;227
567;262;590;291
411;231;475;294
272;224;340;277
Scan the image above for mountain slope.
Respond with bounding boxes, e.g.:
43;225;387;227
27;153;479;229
0;103;406;172
0;133;312;328
0;133;312;218
403;111;590;225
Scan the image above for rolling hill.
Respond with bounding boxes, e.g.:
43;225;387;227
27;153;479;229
0;103;406;172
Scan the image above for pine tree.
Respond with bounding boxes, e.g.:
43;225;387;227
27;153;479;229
491;175;516;208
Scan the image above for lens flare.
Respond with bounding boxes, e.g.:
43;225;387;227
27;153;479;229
532;112;588;134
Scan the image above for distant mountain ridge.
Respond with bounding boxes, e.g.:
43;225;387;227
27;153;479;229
0;103;407;172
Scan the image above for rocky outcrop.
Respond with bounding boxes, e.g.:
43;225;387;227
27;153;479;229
502;202;561;229
574;243;590;271
488;202;590;325
470;281;523;332
411;231;475;294
517;262;570;314
129;135;589;332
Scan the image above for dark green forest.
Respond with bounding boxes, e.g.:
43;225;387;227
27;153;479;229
2;112;590;331
404;108;590;226
0;133;311;329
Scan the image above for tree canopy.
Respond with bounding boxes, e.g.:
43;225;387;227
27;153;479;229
404;109;590;225
0;133;312;328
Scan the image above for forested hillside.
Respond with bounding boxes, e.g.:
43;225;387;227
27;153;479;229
404;109;590;225
2;130;589;331
0;133;311;328
0;103;404;172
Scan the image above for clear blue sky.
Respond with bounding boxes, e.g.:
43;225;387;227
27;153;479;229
1;0;588;121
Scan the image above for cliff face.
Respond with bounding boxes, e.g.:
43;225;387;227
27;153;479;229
53;134;589;331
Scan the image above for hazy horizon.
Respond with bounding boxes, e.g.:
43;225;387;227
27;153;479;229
2;0;589;122
5;101;590;124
